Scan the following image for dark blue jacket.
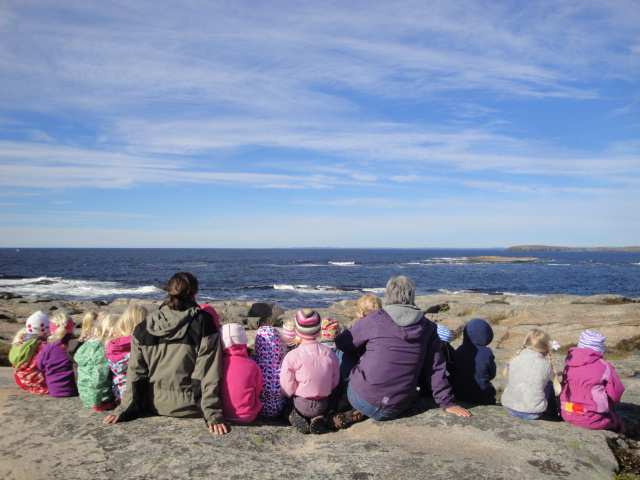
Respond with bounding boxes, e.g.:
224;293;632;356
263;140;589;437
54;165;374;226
453;319;496;404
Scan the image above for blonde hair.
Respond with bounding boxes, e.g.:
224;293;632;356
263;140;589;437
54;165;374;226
79;311;98;341
504;328;555;377
523;329;551;355
48;311;73;343
12;328;28;345
98;314;119;343
355;294;382;319
115;304;147;337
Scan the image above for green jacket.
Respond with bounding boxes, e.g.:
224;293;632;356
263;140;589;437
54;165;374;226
116;304;223;425
74;339;113;408
9;337;39;368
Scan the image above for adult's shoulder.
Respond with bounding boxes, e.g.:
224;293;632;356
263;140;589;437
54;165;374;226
187;306;218;339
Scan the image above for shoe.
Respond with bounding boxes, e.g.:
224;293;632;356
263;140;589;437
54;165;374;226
289;408;310;434
309;415;330;434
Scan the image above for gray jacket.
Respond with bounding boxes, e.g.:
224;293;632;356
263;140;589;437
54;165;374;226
117;304;223;425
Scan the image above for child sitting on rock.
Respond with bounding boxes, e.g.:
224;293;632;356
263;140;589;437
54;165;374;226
37;311;78;397
355;294;382;320
501;329;559;420
9;310;50;395
453;318;496;405
337;294;382;382
253;321;287;418
437;324;456;378
280;309;340;434
280;318;299;351
419;324;457;401
560;330;625;432
221;323;263;423
319;317;340;351
75;313;116;411
106;305;147;402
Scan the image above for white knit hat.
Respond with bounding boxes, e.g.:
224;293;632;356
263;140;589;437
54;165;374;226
25;310;49;336
221;323;248;349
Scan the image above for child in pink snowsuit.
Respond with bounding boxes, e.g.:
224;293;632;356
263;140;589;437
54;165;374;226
220;323;263;423
560;330;625;432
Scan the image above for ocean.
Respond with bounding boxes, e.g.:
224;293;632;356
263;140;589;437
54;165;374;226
1;248;639;308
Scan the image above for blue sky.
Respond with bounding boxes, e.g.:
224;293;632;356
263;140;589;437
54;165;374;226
0;1;639;247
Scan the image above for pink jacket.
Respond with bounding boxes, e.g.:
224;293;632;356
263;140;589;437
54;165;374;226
222;345;263;423
279;341;339;400
106;336;131;363
560;347;625;431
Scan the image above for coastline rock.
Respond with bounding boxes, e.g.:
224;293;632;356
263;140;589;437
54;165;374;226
0;367;632;480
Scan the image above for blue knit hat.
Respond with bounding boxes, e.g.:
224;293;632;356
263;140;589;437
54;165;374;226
578;330;606;353
437;324;454;343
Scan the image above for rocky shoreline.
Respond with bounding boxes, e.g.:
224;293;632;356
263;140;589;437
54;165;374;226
1;291;639;478
2;291;638;366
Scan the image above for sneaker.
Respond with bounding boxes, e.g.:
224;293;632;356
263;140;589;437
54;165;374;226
309;415;330;434
289;408;310;434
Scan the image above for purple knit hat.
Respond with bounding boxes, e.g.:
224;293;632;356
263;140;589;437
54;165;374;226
578;330;606;353
295;309;321;340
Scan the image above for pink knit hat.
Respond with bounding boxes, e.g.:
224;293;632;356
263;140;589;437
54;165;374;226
49;316;75;335
295;309;321;340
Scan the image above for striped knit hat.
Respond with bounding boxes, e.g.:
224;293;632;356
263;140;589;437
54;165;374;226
436;324;454;343
295;309;322;340
578;330;606;353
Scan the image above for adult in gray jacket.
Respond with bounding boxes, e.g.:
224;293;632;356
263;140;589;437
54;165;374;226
104;272;228;435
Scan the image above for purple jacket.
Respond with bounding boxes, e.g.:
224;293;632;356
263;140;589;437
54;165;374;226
37;340;78;398
336;305;454;410
560;347;625;431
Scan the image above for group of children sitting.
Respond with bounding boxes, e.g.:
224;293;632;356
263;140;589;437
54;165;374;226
10;305;147;410
9;293;627;434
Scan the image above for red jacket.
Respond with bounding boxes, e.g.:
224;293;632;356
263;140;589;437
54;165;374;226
222;344;263;423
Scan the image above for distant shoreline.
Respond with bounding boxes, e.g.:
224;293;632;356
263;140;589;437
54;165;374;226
507;245;640;253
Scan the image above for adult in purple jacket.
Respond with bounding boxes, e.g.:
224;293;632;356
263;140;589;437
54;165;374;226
333;276;470;426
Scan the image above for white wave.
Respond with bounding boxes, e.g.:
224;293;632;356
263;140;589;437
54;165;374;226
437;288;478;295
264;263;325;268
0;276;163;298
548;263;571;266
272;284;345;294
502;292;544;297
362;287;385;294
633;262;640;266
328;261;356;266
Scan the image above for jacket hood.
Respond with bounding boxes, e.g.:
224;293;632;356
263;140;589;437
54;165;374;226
224;344;249;357
107;336;131;356
463;318;494;346
380;306;428;342
147;305;198;340
383;304;424;327
565;347;603;367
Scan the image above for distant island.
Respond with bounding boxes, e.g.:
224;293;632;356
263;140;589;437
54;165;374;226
508;245;640;253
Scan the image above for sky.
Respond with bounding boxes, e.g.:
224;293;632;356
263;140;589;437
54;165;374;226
0;0;639;248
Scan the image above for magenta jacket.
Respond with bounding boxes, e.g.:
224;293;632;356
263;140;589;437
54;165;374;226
222;344;263;423
37;340;78;398
560;347;625;431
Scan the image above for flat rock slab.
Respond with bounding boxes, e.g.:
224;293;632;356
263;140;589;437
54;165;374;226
0;368;623;480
